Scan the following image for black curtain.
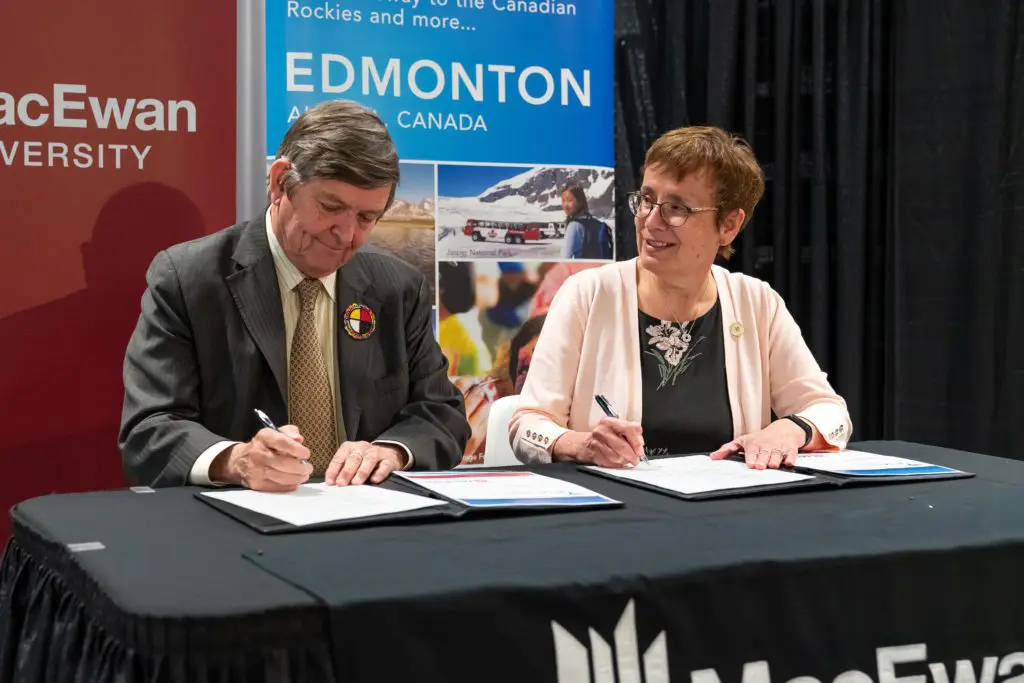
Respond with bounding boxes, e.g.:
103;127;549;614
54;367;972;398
614;0;1024;459
887;1;1024;459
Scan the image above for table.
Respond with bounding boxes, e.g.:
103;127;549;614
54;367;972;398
3;441;1024;683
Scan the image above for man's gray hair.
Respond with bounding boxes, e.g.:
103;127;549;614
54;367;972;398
273;100;400;209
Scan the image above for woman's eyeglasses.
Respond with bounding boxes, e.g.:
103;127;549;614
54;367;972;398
627;191;718;227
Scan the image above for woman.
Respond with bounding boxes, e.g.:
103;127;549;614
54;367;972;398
509;126;851;469
560;184;613;260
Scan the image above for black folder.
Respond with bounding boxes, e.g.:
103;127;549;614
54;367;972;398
579;454;828;501
581;468;828;500
195;478;466;534
196;470;621;534
579;452;974;501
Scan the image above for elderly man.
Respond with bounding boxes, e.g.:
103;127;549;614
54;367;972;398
119;100;469;491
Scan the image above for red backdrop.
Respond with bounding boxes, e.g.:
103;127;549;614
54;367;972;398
0;1;237;541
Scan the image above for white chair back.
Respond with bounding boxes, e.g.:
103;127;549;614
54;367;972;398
483;395;522;467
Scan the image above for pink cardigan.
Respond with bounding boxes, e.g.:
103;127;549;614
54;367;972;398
509;260;852;463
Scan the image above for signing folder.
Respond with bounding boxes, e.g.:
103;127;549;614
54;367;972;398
582;450;973;501
197;482;459;534
198;470;620;533
582;454;823;500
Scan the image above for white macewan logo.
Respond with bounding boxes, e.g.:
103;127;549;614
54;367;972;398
551;607;1024;683
551;600;669;683
0;83;197;171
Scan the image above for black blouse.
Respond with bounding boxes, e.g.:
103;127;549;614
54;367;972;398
638;299;733;457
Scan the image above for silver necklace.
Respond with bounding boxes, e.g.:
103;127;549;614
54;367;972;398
660;272;711;324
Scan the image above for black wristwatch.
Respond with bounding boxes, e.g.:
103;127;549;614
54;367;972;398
784;415;813;448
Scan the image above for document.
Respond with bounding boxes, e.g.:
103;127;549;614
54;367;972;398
795;450;963;477
200;483;447;527
395;471;620;508
586;455;813;495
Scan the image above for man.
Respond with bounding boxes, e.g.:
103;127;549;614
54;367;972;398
119;100;470;491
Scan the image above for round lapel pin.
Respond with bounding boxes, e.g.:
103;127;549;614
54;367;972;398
343;303;376;340
729;322;744;338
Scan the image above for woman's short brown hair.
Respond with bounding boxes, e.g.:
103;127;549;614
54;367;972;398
643;126;765;259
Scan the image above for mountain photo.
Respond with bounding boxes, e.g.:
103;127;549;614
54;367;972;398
383;196;435;223
477;167;614;219
369;161;437;301
436;164;615;260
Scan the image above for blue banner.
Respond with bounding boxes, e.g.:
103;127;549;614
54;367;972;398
265;0;614;167
265;0;616;466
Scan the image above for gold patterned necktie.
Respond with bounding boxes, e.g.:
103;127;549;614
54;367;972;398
289;278;339;476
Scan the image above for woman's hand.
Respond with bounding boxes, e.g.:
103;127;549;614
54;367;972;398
709;419;807;469
553;417;645;468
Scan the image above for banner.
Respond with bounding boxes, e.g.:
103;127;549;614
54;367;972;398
0;1;237;540
265;0;615;464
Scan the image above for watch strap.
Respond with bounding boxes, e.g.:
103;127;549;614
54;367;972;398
784;415;813;449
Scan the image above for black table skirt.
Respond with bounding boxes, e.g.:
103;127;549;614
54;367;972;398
0;517;334;683
4;440;1024;683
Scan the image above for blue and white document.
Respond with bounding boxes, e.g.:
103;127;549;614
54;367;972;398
795;450;965;477
396;471;620;509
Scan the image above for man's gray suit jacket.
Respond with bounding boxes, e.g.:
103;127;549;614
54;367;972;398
119;215;470;486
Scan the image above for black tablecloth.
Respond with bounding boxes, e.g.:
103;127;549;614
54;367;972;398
3;441;1024;683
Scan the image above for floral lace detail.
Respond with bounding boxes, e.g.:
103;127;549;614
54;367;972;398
644;319;706;390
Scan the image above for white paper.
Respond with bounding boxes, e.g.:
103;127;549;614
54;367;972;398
586;455;813;495
201;483;447;526
795;450;961;476
395;471;619;508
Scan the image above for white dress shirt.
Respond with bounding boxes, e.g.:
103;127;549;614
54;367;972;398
189;208;412;485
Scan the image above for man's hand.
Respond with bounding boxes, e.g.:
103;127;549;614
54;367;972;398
709;419;807;470
211;425;313;491
325;441;408;486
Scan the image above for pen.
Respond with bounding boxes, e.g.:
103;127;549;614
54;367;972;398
254;409;309;466
594;394;648;464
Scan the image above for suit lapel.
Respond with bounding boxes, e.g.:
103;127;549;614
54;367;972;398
335;253;384;439
226;218;288;402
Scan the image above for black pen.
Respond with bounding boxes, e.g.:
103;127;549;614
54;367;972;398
594;395;648;465
255;409;309;466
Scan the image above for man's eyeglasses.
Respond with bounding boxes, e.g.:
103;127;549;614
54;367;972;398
627;191;718;227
